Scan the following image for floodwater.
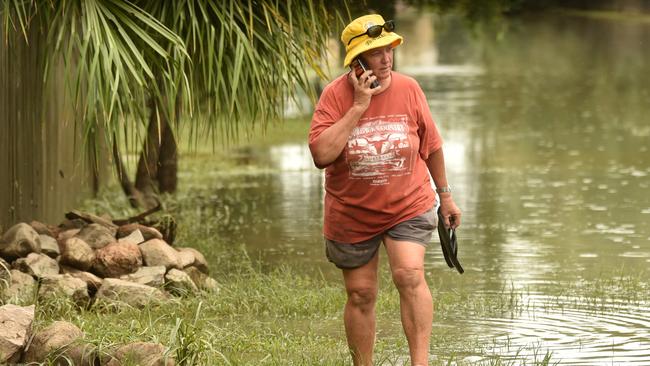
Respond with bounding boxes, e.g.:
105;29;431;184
182;12;650;365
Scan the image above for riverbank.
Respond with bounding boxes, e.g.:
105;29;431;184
23;191;650;365
15;182;634;365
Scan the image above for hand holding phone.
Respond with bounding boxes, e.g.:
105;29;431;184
350;57;380;89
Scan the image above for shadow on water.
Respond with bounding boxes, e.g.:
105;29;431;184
177;11;650;365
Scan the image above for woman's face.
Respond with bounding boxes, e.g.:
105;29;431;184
361;45;394;81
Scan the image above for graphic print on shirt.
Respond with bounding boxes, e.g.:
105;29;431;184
346;115;413;185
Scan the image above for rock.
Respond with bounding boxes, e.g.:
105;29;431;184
56;228;80;247
118;229;145;245
13;253;59;279
39;274;89;305
0;223;41;260
2;270;37;303
176;247;209;274
183;267;218;292
165;268;198;295
139;239;180;270
38;234;60;258
104;342;174;366
176;250;194;268
29;220;56;237
117;224;163;241
120;266;166;287
203;277;219;292
65;210;118;232
75;223;115;250
95;279;166;308
93;242;142;278
0;257;9;282
0;304;34;364
22;320;93;365
60;237;95;271
59;218;88;230
60;266;103;293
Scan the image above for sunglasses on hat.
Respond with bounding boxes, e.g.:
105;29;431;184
347;20;395;45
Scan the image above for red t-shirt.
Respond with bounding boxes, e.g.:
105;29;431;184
309;71;443;243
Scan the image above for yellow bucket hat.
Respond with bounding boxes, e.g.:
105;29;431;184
341;14;403;68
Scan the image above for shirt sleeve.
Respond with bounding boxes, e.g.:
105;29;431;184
309;85;343;146
415;84;443;160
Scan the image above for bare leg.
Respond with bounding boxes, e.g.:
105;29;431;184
384;236;432;366
342;252;379;366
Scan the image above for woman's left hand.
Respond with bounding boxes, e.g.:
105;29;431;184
439;194;461;229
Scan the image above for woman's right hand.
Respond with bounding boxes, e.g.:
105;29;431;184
348;69;380;110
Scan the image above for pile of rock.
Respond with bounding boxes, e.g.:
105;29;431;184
0;215;215;364
0;216;217;308
0;304;174;365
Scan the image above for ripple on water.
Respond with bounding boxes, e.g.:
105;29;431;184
447;294;650;365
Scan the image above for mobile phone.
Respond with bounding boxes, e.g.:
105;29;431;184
350;57;380;89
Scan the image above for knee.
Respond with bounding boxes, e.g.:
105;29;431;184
346;286;377;310
391;267;425;291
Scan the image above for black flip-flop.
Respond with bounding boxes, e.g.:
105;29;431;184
437;207;464;274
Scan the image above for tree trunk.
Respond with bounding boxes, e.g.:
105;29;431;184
112;134;147;208
135;100;164;209
157;119;178;193
134;97;179;206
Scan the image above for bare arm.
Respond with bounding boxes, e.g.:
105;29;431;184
425;147;462;229
309;70;382;168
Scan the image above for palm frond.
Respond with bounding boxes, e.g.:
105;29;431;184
3;0;349;149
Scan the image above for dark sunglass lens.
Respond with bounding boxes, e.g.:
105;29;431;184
367;25;383;37
384;20;395;32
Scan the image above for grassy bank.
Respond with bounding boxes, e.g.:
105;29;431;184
13;116;647;365
29;237;564;365
28;188;650;365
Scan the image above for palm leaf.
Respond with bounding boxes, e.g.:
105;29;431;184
3;0;349;151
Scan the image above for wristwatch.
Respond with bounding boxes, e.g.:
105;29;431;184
436;186;452;194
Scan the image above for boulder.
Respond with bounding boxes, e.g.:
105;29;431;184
64;210;117;232
183;267;218;292
176;247;209;274
2;270;37;303
29;220;56;237
176;250;195;269
93;242;142;278
118;229;145;245
95;279;166;308
38;234;60;258
0;223;41;260
104;342;174;366
60;266;103;293
0;304;34;364
74;223;115;250
0;257;9;282
117;224;163;241
60;237;95;271
13;253;59;279
120;266;166;287
22;320;93;365
139;239;180;270
56;228;80;247
39;274;89;305
58;218;87;231
165;268;198;295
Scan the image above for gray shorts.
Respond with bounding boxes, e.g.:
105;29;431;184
325;208;437;269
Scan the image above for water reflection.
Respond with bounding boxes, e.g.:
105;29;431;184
190;10;650;365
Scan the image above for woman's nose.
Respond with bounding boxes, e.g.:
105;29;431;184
381;51;391;63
